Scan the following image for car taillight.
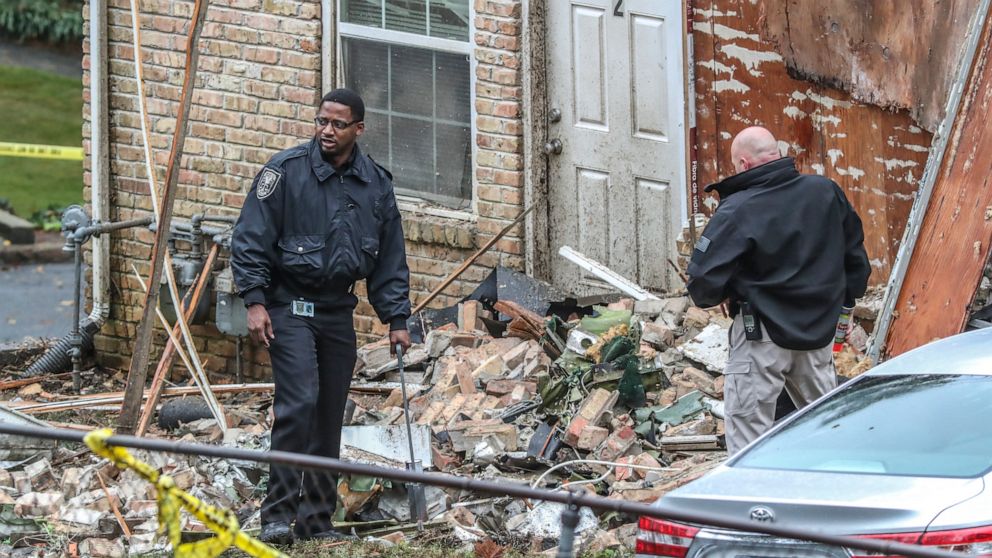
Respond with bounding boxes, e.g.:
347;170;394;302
849;525;992;557
922;525;992;555
636;516;700;557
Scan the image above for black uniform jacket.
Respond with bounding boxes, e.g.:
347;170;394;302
687;157;871;350
231;139;411;330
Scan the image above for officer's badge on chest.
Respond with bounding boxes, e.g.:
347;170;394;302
256;167;282;199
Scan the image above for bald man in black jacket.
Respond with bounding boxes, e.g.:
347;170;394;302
688;126;870;455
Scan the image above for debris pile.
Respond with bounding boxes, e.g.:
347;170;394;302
339;267;735;552
0;266;877;556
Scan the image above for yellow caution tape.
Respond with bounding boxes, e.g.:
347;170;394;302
0;141;84;161
84;429;289;558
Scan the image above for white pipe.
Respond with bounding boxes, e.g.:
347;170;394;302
321;0;335;94
88;0;111;326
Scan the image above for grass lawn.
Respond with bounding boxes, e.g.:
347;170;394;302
0;64;83;219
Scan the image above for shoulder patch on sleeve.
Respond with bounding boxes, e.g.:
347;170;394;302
695;236;711;253
256;167;282;200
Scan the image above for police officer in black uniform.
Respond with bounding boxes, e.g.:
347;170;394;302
231;89;411;544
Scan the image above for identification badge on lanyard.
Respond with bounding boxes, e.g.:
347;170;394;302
292;300;315;317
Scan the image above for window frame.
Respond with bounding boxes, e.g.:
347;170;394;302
336;0;478;218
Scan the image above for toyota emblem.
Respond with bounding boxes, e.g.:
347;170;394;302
749;506;775;523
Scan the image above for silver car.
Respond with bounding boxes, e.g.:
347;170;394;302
637;327;992;557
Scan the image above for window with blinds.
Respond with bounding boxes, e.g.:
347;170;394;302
340;0;473;208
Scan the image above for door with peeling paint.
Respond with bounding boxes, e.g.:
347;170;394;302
546;0;687;295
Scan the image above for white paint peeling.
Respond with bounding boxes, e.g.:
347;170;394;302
869;258;885;269
783;142;806;156
867;209;877;216
811;114;842;128
869;188;913;201
791;91;808;102
701;23;760;42
903;144;930;153
719;44;782;75
830;133;848;139
873;157;919;171
719;131;732;140
805;90;852;110
810;164;825;175
698;59;735;75
836;166;866;180
703;197;719;211
695;8;739;19
783;106;806;120
713;79;750;93
827;149;844;165
909;125;922;133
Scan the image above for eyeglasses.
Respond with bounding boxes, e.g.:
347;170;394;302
314;117;361;130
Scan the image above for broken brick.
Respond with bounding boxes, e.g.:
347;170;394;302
501;341;531;370
576;425;609;451
683;306;711;329
641;322;676;349
471;354;507;382
485;379;537;397
564;389;619;447
595;425;637;462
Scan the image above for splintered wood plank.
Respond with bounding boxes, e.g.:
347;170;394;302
885;11;992;357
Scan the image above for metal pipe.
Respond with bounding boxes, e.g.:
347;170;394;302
70;239;83;391
0;422;968;558
149;220;230;238
556;496;580;558
72;216;155;241
29;215;158;377
192;213;238;225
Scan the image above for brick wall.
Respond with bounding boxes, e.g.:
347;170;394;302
82;0;527;379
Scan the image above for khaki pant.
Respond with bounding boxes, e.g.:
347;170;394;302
723;314;836;455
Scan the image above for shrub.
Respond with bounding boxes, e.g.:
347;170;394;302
0;0;84;44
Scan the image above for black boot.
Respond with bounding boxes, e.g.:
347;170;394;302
296;527;357;542
259;521;294;546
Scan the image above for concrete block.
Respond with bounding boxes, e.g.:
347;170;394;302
0;208;35;245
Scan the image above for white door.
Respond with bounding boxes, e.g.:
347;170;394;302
546;0;687;295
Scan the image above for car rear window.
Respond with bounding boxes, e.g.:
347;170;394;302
735;375;992;477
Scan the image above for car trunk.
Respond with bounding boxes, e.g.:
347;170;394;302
655;465;984;534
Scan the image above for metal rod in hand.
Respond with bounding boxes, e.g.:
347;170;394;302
396;344;428;529
396;344;417;469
